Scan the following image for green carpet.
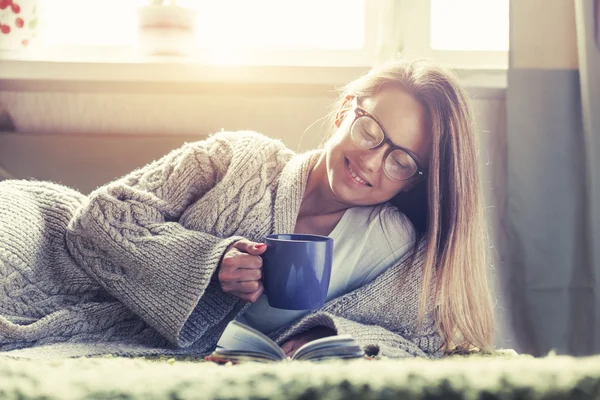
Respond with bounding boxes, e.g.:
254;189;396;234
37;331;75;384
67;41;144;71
1;353;599;399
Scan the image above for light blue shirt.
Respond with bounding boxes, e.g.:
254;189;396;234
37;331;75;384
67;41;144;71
236;203;416;334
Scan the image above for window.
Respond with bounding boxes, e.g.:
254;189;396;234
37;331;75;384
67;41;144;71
36;0;378;66
4;0;508;69
430;0;508;51
401;0;509;69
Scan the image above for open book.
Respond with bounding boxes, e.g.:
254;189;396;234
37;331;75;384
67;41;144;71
206;320;364;363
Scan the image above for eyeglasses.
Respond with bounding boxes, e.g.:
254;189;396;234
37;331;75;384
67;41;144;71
349;97;426;182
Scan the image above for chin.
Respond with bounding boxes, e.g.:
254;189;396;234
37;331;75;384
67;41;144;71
327;151;374;206
330;175;373;207
327;173;354;206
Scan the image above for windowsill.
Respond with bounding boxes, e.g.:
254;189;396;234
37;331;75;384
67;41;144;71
0;54;507;99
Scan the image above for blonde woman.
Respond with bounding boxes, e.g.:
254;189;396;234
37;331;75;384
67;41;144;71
0;57;494;358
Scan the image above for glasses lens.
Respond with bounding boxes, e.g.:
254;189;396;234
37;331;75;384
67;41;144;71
351;116;384;149
385;149;418;181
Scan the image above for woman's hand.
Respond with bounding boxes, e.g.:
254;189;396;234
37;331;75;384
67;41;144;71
216;239;266;302
281;326;336;358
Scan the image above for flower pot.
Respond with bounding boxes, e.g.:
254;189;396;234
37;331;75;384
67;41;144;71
137;4;196;57
0;0;40;53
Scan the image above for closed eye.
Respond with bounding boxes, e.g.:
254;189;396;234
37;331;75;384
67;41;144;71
361;127;377;141
391;158;409;169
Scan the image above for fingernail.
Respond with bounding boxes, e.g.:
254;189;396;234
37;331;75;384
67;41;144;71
254;243;266;250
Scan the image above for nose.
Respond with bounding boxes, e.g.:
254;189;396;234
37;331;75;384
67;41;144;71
359;146;387;173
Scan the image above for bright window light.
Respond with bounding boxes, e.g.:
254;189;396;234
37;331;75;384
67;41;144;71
42;0;364;50
43;0;141;46
430;0;509;51
36;0;508;68
191;0;363;50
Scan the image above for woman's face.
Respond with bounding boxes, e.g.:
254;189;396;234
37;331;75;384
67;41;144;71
325;86;431;207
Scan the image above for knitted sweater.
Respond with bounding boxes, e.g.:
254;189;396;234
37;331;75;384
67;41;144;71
0;131;443;358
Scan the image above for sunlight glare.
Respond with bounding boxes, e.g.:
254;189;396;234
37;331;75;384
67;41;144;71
190;0;363;50
42;0;364;50
43;0;142;46
430;0;509;51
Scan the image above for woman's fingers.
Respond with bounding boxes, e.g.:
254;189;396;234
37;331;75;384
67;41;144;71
219;268;262;284
233;239;267;256
217;239;266;302
281;340;299;357
236;268;263;281
219;251;262;283
220;249;262;272
281;340;294;356
231;282;264;303
226;280;261;294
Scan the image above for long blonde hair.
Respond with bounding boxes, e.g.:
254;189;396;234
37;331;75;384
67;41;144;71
329;57;494;353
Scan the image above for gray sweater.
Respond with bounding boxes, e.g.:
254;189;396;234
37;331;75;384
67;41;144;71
0;131;443;358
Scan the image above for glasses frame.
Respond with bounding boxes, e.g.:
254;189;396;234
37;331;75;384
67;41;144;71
349;97;427;182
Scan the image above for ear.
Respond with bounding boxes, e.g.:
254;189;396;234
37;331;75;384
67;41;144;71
334;95;355;128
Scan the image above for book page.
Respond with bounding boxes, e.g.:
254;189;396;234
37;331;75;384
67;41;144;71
292;335;361;360
217;321;286;360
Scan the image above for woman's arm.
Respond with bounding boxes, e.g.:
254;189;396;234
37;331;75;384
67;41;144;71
66;133;250;348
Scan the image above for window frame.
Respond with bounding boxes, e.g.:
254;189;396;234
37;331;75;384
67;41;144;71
0;0;509;85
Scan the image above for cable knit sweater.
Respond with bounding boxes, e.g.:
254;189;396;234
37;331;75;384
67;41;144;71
0;131;443;359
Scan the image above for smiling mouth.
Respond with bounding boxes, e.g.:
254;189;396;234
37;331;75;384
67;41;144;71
345;158;372;187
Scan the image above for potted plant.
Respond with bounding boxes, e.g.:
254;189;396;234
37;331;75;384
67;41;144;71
137;0;197;57
0;0;40;53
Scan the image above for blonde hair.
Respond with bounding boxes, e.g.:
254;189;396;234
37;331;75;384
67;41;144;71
329;57;494;353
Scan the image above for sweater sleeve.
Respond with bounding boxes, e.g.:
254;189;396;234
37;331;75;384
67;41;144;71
65;132;248;348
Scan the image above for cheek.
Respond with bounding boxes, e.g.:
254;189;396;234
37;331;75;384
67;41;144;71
329;115;356;146
379;181;406;200
327;127;350;149
325;131;354;163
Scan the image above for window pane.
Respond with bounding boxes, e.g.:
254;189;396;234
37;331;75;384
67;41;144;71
430;0;509;51
43;0;141;46
190;0;364;50
42;0;364;50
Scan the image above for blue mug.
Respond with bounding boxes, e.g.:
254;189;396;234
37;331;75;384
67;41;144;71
261;234;333;310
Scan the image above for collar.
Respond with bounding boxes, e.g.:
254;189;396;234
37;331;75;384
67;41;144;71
273;149;323;234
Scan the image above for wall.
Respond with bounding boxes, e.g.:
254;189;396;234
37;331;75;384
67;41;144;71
506;0;594;355
510;0;579;69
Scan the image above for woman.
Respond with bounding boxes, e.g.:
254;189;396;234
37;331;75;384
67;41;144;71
0;57;494;358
